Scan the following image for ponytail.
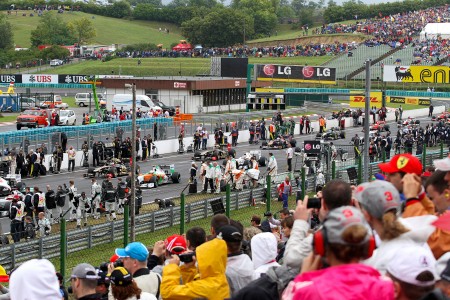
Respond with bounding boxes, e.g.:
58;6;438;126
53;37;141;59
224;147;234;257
381;211;409;240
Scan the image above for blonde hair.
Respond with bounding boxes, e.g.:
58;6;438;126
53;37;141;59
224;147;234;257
329;225;369;262
381;211;409;240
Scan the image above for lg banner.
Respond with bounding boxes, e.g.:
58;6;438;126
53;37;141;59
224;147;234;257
304;140;321;154
255;64;336;84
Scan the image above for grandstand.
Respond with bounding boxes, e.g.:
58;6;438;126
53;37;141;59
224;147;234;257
323;44;392;79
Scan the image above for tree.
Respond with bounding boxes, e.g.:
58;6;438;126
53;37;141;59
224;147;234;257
39;46;70;60
106;1;132;18
30;12;76;47
68;17;97;45
0;15;13;50
181;8;254;47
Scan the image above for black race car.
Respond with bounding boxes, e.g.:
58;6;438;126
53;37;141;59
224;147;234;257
85;158;139;178
192;148;236;161
315;127;345;140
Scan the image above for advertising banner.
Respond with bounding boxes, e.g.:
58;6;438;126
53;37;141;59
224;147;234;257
304;140;321;154
0;75;22;84
22;74;59;84
387;96;431;106
349;91;383;108
255;64;336;84
58;75;90;84
383;65;450;83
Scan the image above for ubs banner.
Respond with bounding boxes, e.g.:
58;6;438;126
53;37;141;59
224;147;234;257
0;74;90;84
255;64;336;84
387;96;431;106
383;65;450;83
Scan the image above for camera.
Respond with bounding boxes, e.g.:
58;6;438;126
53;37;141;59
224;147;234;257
68;286;73;294
179;252;195;263
99;259;123;273
307;198;321;209
263;211;272;217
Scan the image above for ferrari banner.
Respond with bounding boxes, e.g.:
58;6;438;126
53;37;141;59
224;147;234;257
387;96;430;106
383;65;450;83
349;92;382;108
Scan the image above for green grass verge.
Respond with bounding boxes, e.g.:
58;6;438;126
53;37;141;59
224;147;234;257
3;10;183;48
37;56;332;77
0;113;18;122
58;197;287;277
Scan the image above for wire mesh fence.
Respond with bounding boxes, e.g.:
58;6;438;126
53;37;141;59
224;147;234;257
0;144;446;279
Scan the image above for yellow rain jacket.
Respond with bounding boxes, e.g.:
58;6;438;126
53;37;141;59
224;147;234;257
161;238;230;300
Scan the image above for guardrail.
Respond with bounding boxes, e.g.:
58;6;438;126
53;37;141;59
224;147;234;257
0;185;266;271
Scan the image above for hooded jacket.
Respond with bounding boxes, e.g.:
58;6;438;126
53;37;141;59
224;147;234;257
10;259;62;300
282;264;394;300
251;232;280;280
226;253;254;295
161;238;230;300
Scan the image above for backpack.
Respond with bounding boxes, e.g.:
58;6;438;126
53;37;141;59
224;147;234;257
232;266;298;300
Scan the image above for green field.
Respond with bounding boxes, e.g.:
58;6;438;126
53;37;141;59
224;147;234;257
3;11;183;48
37;56;332;76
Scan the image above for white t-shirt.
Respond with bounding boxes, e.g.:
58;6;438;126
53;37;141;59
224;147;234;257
286;147;294;159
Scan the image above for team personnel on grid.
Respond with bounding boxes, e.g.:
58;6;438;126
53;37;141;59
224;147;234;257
68;180;78;221
76;192;90;228
116;177;127;215
91;179;102;220
268;152;278;176
103;179;117;221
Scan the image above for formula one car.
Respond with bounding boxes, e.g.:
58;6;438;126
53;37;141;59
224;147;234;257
315;127;345;140
433;112;450;121
370;121;390;132
234;151;268;169
0;175;26;196
138;165;180;188
260;136;295;150
398;117;419;126
85;158;136;178
192;149;235;161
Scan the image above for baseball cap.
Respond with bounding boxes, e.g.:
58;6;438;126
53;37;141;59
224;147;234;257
109;267;132;287
434;155;450;172
378;153;423;176
387;246;437;287
70;263;99;280
354;181;400;219
324;206;371;245
164;234;187;255
0;265;8;282
217;225;243;243
115;242;149;262
96;269;110;286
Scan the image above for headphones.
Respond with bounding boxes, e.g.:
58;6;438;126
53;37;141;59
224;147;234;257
313;226;376;259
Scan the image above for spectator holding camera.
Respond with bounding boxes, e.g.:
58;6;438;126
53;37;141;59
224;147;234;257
95;269;109;300
283;179;352;270
217;225;253;295
282;206;394;299
161;237;230;300
114;242;161;298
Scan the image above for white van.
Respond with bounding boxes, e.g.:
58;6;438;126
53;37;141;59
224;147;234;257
50;59;63;66
108;94;162;112
75;93;105;107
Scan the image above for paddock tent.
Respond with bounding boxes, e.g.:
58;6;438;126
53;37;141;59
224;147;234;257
420;23;450;41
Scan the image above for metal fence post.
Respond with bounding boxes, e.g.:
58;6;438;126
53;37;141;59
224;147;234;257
123;205;129;247
422;144;427;171
60;218;67;279
266;175;271;213
440;141;444;159
358;156;362;184
180;193;185;235
382;148;386;163
225;184;231;218
331;160;336;179
301;167;306;199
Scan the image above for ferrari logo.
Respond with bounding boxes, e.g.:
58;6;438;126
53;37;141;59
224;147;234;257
397;156;409;169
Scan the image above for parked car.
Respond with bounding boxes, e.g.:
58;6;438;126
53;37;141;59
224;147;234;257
50;59;64;66
75;93;105;107
16;109;50;130
39;95;68;109
58;109;76;126
151;99;176;116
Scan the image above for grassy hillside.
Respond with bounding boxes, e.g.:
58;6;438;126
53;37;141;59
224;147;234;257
36;56;332;76
2;10;184;48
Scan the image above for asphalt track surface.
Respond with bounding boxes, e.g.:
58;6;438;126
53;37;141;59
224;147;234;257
0;114;434;233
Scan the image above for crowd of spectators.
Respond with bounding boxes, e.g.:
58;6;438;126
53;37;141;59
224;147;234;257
3;152;450;299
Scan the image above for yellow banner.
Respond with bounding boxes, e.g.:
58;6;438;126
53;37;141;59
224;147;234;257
387;96;430;106
255;88;284;93
383;65;450;83
350;92;382;108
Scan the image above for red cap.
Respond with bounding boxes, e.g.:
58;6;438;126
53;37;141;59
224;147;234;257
422;171;432;178
164;234;186;255
13;194;20;200
378;154;423;176
107;174;113;179
110;254;120;263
